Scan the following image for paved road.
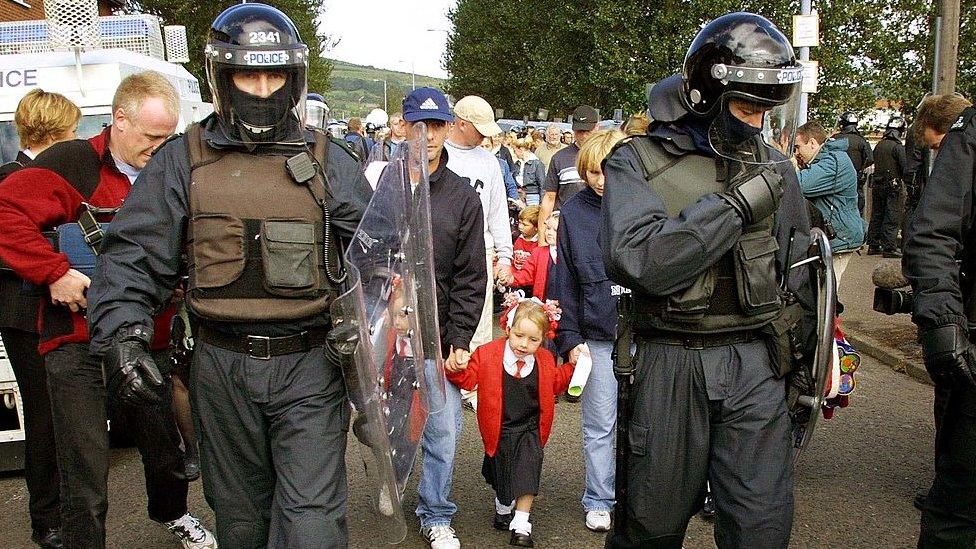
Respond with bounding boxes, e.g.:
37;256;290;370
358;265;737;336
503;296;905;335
0;348;936;548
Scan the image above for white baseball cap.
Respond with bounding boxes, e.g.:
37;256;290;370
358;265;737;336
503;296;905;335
453;95;503;137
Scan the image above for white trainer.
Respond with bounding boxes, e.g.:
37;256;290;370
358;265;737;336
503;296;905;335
422;524;461;549
164;513;218;549
460;389;478;412
585;509;612;532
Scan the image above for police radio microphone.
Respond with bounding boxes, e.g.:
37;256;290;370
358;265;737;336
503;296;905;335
286;152;316;184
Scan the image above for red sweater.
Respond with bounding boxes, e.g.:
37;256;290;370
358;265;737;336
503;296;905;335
511;245;554;300
447;338;574;456
0;128;172;354
514;236;539;256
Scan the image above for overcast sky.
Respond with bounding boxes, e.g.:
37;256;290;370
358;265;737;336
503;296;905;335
319;0;456;79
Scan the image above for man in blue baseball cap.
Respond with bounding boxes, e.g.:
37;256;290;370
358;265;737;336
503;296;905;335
402;87;487;549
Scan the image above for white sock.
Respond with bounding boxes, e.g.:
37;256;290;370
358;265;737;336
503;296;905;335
495;497;515;514
510;510;531;534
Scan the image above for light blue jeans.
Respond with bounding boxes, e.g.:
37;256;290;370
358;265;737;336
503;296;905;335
581;339;617;512
416;358;463;528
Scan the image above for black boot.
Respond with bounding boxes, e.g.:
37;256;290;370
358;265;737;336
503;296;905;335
31;528;64;549
494;512;513;531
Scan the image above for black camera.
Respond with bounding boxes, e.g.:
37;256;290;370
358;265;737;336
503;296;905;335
873;287;914;315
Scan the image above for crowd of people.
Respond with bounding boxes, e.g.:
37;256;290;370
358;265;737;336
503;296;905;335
0;4;974;549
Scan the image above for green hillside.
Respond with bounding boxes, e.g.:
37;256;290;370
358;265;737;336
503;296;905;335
325;59;446;120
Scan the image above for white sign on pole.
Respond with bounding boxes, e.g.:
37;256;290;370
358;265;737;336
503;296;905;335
799;60;819;93
793;13;820;48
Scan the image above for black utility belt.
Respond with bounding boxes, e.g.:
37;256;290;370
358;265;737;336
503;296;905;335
196;324;330;360
637;330;759;349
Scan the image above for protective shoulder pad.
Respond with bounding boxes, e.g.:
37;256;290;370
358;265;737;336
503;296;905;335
949;107;976;132
153;132;183;157
31;138;102;199
329;134;361;162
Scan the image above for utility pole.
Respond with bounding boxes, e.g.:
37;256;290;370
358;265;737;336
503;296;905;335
797;0;812;126
934;0;960;94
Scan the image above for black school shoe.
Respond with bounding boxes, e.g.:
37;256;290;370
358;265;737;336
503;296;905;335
510;530;534;547
494;512;513;531
32;528;64;549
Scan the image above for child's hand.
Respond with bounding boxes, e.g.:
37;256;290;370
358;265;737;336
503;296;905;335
445;346;471;373
569;343;588;364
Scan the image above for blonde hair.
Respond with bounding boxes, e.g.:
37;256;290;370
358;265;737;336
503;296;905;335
514;137;535;150
15;89;81;149
112;71;179;121
577;129;626;176
518;204;541;225
510;300;550;338
622;112;649;136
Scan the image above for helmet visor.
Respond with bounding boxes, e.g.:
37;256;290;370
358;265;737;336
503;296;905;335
708;85;801;166
306;99;329;130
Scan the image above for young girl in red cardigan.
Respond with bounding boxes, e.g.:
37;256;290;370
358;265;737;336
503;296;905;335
446;297;574;547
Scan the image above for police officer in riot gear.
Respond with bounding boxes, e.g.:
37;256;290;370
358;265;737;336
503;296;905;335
904;101;976;547
602;12;814;549
866;116;908;257
836;111;875;215
87;3;371;547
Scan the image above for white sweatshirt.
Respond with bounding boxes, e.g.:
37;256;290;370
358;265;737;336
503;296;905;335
445;140;514;264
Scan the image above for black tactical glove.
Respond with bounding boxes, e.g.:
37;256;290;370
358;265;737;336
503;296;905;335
719;169;785;226
920;323;976;387
105;325;167;407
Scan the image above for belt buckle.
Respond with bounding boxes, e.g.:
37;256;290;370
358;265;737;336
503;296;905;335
247;335;272;360
683;336;705;350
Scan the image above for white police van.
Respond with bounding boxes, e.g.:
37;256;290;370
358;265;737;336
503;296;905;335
0;2;212;470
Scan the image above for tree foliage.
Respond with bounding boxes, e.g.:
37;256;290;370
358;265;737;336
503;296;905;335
445;0;971;126
123;0;332;100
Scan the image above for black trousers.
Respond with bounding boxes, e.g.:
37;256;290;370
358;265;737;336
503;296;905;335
0;327;60;532
919;384;976;548
45;343;188;549
190;340;350;549
607;339;794;549
866;182;903;250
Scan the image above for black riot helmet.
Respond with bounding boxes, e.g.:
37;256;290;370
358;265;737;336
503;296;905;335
838;111;859;130
205;3;309;144
885;115;907;139
682;12;803;117
680;12;803;165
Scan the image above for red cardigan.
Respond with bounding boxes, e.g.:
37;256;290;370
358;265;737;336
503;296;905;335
447;338;574;457
0;128;172;354
511;245;554;301
514;236;539;256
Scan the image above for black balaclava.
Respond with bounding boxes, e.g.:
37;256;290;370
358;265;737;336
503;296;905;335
714;104;763;146
223;71;301;144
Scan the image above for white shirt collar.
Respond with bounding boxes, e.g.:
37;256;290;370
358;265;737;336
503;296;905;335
503;340;535;378
549;245;557;263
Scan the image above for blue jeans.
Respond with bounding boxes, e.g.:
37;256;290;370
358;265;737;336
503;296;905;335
416;360;463;528
581;339;617;512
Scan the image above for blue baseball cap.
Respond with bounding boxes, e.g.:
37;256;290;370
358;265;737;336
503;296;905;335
403;87;454;123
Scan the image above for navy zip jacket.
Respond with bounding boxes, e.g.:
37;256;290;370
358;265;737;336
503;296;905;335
550;186;618;358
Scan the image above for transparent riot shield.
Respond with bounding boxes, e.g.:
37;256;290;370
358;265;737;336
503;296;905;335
789;227;837;464
332;128;438;543
402;124;448;413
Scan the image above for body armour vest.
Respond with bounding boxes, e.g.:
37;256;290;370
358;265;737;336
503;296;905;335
184;124;338;322
626;135;784;334
872;137;903;181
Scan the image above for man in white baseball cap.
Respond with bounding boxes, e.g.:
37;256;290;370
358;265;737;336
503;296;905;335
445;96;514;409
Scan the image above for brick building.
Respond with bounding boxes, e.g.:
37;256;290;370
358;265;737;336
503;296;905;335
0;0;124;23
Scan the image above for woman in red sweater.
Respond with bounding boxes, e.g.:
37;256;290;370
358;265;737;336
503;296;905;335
446;299;574;547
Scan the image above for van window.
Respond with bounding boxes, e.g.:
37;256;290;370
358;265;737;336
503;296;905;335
0;114;111;163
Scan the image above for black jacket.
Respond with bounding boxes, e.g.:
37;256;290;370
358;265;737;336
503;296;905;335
904;107;976;332
551;186;618;357
87;114;373;353
872;133;908;182
836;128;874;176
428;148;488;354
600;120;815;332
